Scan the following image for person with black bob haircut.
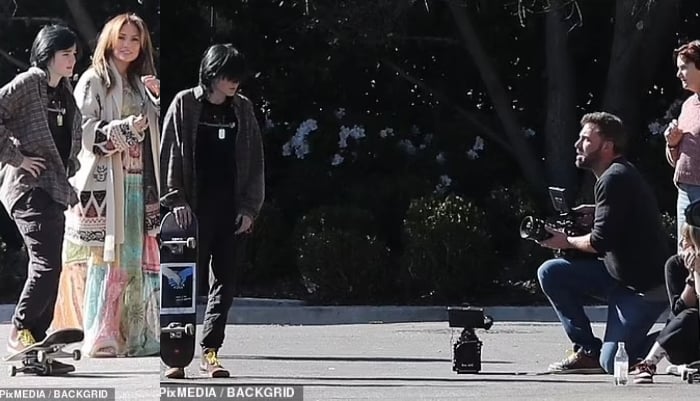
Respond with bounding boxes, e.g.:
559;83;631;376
160;44;264;378
0;24;82;374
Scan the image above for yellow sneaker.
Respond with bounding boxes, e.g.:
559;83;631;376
199;349;230;378
7;327;36;354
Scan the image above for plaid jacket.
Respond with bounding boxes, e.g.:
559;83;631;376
0;67;81;213
160;85;264;219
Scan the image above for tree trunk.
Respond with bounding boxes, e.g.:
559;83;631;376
603;0;680;148
447;1;547;201
64;0;98;51
544;0;578;202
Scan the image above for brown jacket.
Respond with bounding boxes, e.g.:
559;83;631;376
160;85;264;219
0;67;81;213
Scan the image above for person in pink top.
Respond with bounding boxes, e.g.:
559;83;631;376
664;40;700;250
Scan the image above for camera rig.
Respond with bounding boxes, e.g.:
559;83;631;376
519;186;592;259
447;306;493;374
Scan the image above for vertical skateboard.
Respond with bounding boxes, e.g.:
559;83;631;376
3;328;83;376
160;211;197;370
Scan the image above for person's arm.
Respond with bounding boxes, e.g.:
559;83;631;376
159;94;187;209
0;75;29;167
237;99;265;221
588;174;626;255
666;144;680;166
664;119;682;166
73;72;146;157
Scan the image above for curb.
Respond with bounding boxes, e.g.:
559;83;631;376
0;300;668;325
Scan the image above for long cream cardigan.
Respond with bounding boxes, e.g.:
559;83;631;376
65;61;160;262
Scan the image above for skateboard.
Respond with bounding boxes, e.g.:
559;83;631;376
4;328;83;376
160;211;198;370
675;361;700;383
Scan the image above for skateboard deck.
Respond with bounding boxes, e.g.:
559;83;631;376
4;328;83;376
160;211;198;369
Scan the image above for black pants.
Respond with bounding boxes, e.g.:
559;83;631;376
657;308;700;365
196;206;247;350
11;188;65;341
659;254;700;364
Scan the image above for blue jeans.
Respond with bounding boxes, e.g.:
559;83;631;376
677;183;700;249
537;258;667;373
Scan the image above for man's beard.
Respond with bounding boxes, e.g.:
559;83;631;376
575;146;602;170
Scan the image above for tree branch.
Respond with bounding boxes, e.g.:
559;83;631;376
64;0;98;51
0;48;27;70
11;17;63;24
382;58;512;153
447;1;546;196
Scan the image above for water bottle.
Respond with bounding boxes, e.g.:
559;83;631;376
614;342;629;385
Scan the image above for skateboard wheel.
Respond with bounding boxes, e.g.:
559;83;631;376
73;350;81;361
186;238;196;249
37;351;46;364
8;365;16;377
184;324;195;336
688;375;693;384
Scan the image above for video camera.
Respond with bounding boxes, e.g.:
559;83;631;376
519;186;592;258
448;306;493;374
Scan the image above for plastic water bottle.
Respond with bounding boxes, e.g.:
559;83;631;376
614;342;629;385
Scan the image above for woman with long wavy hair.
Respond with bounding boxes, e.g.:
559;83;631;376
52;13;161;357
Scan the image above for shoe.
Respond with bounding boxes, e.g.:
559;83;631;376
200;349;230;378
547;349;605;374
630;361;655;384
47;360;75;375
7;327;36;354
666;364;683;376
164;367;186;379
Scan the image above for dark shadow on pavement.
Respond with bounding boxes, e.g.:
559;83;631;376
161;375;609;385
223;354;513;365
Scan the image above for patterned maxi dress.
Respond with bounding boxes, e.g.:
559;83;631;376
52;82;159;357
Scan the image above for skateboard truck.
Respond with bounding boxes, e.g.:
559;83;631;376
447;306;494;374
162;237;196;254
162;322;196;338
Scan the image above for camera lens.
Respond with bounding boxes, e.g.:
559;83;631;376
519;216;552;241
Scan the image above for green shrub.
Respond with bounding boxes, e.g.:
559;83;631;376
293;206;390;304
401;194;496;303
244;201;297;284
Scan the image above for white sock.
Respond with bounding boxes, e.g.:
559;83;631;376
643;342;667;366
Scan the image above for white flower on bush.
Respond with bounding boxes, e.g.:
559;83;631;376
379;127;394;138
264;116;275;130
436;152;446;165
282;118;318;159
397;139;417;155
465;136;485;160
338;125;366;149
648;121;664;136
434;175;452;194
334;107;346;119
646;99;685;137
423;133;433;145
331;153;344;166
522;128;535;138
